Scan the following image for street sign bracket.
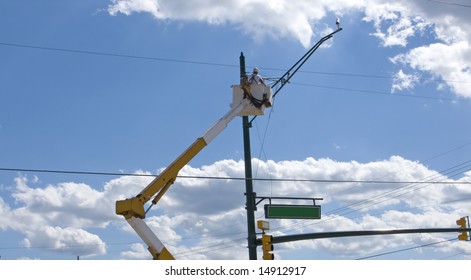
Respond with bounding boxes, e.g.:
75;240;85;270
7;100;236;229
255;196;323;207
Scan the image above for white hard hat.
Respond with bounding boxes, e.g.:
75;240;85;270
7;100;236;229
253;67;259;73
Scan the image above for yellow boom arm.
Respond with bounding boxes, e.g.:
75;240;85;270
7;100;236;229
116;83;271;259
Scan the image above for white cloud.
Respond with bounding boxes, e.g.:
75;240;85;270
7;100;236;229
0;197;11;231
363;2;428;47
2;156;471;259
391;41;471;97
366;1;471;98
13;156;471;259
0;177;110;258
105;0;434;48
120;243;150;259
175;157;470;259
107;0;364;48
391;69;420;93
107;0;471;99
22;226;106;258
12;179;113;228
107;0;160;17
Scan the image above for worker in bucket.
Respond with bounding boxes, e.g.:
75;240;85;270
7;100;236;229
248;67;265;85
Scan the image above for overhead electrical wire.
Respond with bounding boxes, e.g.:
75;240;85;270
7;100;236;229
1;167;470;185
325;159;471;217
2;41;470;106
1;41;470;85
173;237;247;259
322;140;471;200
356;238;457;260
0;230;249;258
0;241;136;251
350;159;471;211
266;159;471;237
0;42;237;69
426;0;471;8
438;252;466;260
266;166;471;249
291;82;470;102
243;143;471;256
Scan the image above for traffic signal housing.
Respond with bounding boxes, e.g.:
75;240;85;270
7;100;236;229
261;234;274;260
456;217;468;241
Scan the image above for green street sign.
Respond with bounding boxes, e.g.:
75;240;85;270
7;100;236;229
264;204;321;219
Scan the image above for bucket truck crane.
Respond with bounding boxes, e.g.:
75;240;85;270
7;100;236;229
115;81;273;260
116;23;342;260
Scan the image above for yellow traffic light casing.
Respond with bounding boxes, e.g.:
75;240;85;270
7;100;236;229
456;217;468;241
261;234;274;260
257;220;270;231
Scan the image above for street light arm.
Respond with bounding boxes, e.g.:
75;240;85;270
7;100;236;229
250;28;342;123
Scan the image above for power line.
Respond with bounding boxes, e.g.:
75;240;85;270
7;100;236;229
268;159;471;236
322;140;471;202
2;41;470;85
0;42;237;69
173;237;246;259
0;41;378;80
438;252;465;260
427;0;471;8
356;238;456;260
0;227;250;259
1;167;470;185
0;241;134;251
324;160;471;217
290;69;471;84
291;82;470;102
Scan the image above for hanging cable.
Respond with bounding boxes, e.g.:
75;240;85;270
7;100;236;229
2;166;471;184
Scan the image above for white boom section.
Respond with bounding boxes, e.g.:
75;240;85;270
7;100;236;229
202;98;250;144
127;216;168;258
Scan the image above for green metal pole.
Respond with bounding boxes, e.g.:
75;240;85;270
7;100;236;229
240;52;257;260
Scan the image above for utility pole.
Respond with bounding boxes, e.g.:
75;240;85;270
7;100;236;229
240;26;343;260
240;25;343;260
240;52;257;260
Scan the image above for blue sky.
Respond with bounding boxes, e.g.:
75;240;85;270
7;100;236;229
1;0;471;260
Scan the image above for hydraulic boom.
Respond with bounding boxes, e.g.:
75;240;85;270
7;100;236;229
116;82;272;259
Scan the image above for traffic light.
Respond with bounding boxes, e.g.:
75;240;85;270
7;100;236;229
456;217;468;241
261;234;274;260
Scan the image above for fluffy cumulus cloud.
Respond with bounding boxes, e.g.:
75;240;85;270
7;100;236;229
3;156;471;259
107;0;363;48
12;179;110;227
107;0;471;98
391;41;471;97
0;173;152;259
21;226;106;257
362;1;428;47
359;0;471;98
